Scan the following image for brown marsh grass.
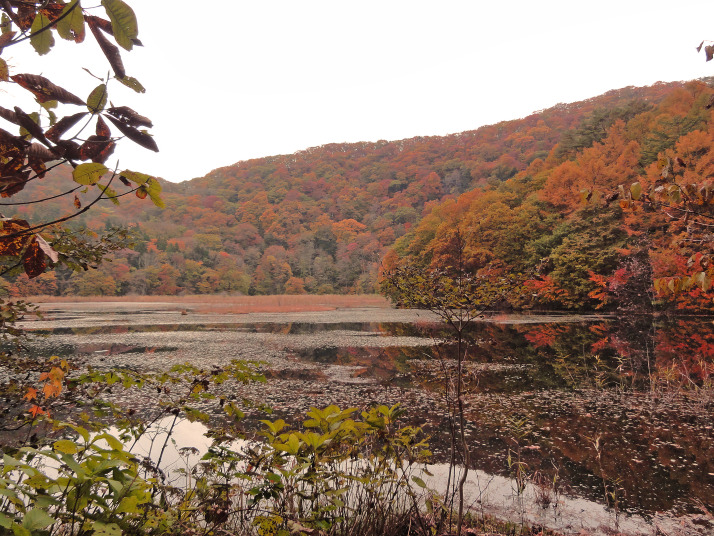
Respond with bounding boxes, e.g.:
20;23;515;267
24;294;392;314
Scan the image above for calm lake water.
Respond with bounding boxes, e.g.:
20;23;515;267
11;304;714;535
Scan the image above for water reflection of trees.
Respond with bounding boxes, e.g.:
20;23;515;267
405;316;714;515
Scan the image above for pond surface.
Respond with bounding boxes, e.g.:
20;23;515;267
8;304;714;535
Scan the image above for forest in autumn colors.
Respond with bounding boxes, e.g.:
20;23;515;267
6;78;714;311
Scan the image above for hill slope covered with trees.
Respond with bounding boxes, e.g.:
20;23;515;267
5;79;711;310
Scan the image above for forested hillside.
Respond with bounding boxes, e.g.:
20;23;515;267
5;80;710;309
388;79;714;311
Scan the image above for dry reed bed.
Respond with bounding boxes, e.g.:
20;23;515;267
23;294;392;314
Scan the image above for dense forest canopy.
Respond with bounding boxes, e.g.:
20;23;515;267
5;79;714;310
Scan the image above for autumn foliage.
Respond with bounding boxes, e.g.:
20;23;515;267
6;78;714;310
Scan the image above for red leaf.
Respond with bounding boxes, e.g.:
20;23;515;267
136;186;148;199
95;115;111;137
79;135;114;161
92;140;115;163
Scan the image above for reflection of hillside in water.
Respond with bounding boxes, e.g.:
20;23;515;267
405;316;714;518
8;310;714;524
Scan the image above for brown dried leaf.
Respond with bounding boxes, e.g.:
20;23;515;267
40;3;65;21
79;135;114;162
0;105;18;125
85;14;142;46
53;139;82;160
27;156;47;179
85;15;113;34
0;219;31;257
27;143;56;162
698;41;705;53
0;31;15;53
22;236;48;278
14;106;49;145
0;128;26;163
11;74;85;105
106;106;152;128
92;139;115;163
88;17;125;79
0;172;29;197
105;115;158;152
706;45;714;62
16;5;35;31
45;112;88;143
74;195;81;209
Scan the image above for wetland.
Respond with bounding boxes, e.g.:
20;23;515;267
6;301;714;535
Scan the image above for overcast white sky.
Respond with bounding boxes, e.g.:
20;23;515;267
3;1;714;183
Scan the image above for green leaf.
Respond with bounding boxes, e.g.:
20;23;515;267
411;475;426;488
12;525;31;536
667;184;682;204
0;512;13;529
93;432;124;451
73;163;109;185
92;522;122;536
145;178;164;208
266;472;281;484
116;496;140;514
30;13;54;55
117;76;145;93
22;508;55;530
57;1;85;42
101;0;138;51
97;183;120;205
120;169;152;186
53;439;79;454
1;13;10;36
630;182;642;201
87;84;108;114
278;433;300;455
0;58;8;82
